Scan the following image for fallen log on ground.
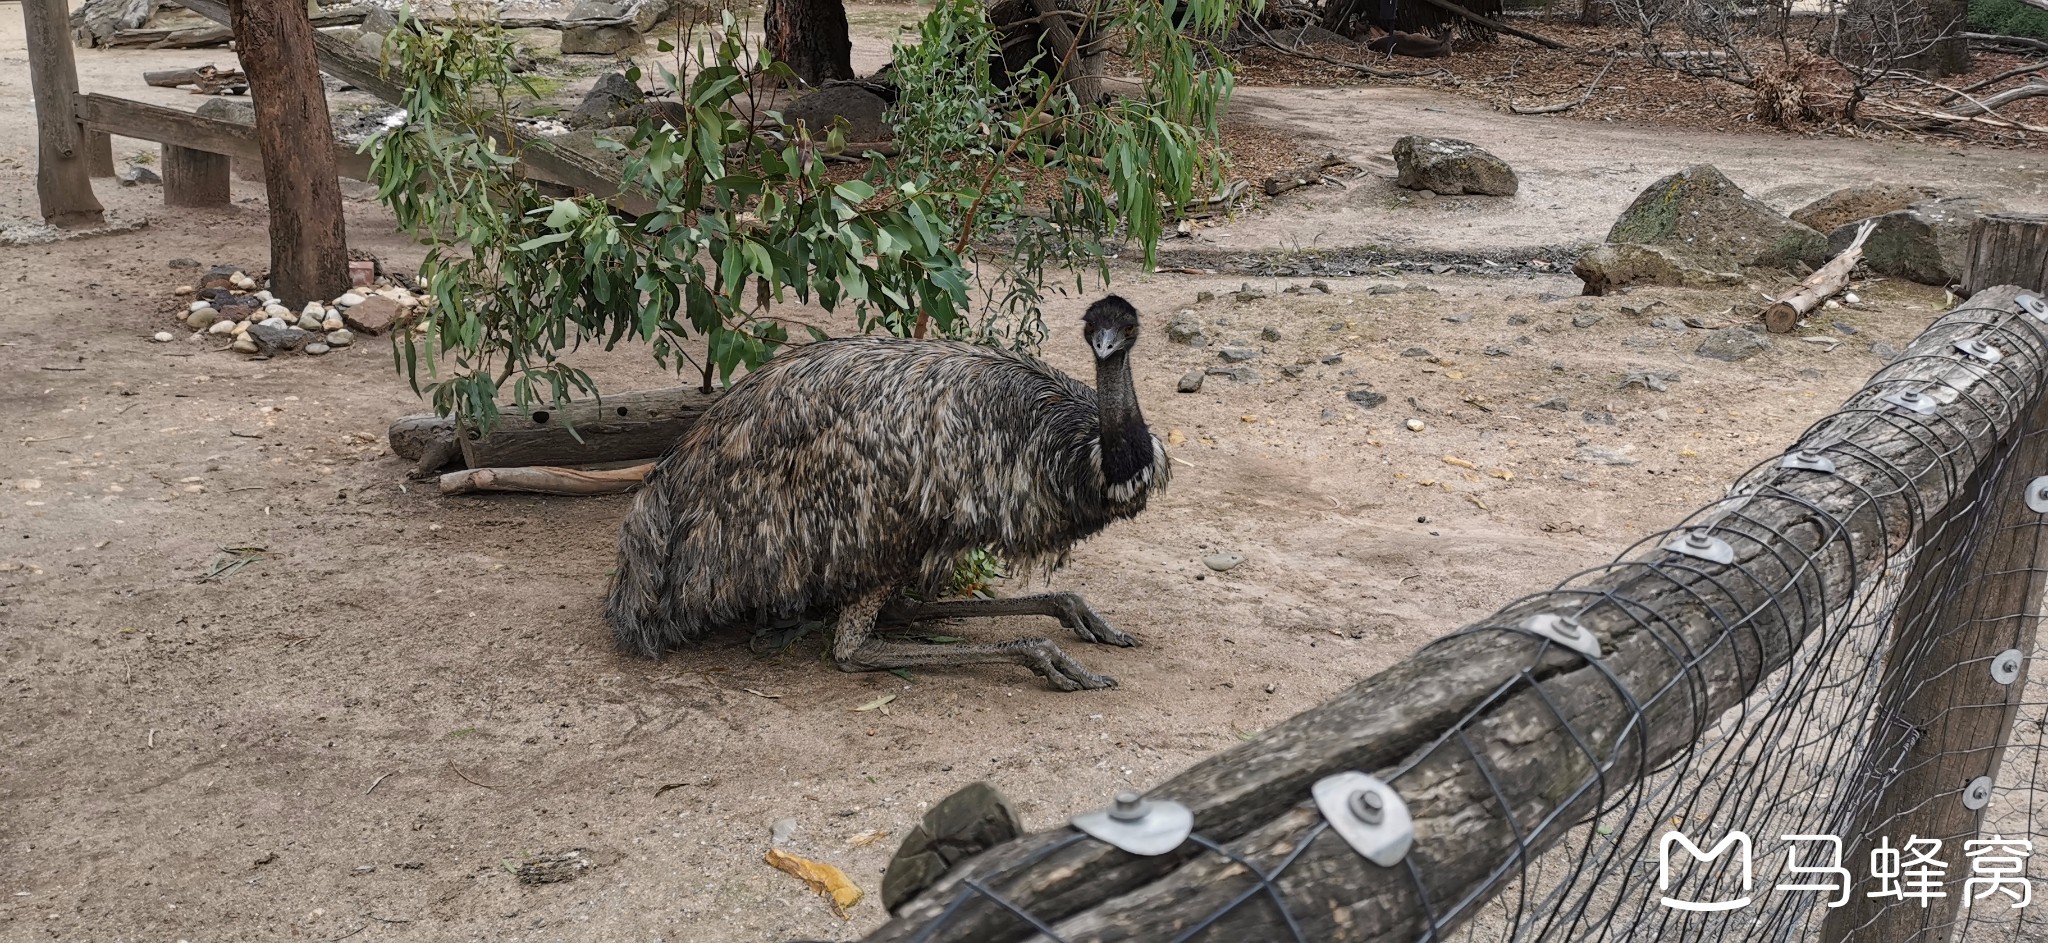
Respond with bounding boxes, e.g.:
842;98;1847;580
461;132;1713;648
386;386;720;473
1412;0;1568;49
439;462;654;496
143;64;246;92
1262;154;1350;196
1760;218;1875;333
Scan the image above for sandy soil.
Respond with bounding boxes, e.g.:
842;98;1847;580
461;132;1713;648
3;4;2045;942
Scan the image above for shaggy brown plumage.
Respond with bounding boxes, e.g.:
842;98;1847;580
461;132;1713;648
605;295;1167;690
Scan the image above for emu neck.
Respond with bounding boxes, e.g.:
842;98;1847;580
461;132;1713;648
1094;351;1150;487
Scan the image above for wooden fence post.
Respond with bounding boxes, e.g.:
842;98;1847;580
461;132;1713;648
22;0;106;225
1820;393;2048;942
1965;213;2048;297
225;0;349;307
162;144;232;207
85;130;116;178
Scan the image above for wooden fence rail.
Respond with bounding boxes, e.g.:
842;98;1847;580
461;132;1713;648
853;284;2048;942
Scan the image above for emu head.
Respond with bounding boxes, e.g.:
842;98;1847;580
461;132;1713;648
1082;295;1142;361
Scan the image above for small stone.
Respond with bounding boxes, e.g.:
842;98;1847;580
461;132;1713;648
1401;347;1432;358
1696;328;1770;362
1535;396;1569;411
297;313;325;331
185;308;215;330
1582;410;1616;425
1620;301;1665;317
1483;345;1512;357
1872;341;1901;361
168;258;201;270
1167;311;1206;345
322;316;345;332
1235;283;1270;301
231;337;258;354
208;319;235;335
254;290;274;303
1367;284;1403;296
259;317;288;329
1619;370;1680;392
335;292;366;307
1572;314;1603;328
304;342;331;356
1834;322;1859;335
1443;312;1472;324
231;321;249;337
1843;292;1861;304
1405;418;1426;432
1219;347;1258;363
1177;370;1204;393
1194;290;1214;303
1506;314;1531;326
1205;366;1261;383
264;304;292;319
1309;280;1331;294
1203;552;1245;572
1649;315;1688;331
231;274;258;291
1577;445;1639;466
771;818;799;847
302;301;325;319
118;166;161;186
151;331;174;343
1346;389;1387;409
1281;364;1306;378
1321;353;1344;365
1260;326;1282;341
189;300;214;313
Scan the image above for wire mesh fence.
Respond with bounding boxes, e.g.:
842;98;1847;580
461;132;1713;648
844;284;2048;943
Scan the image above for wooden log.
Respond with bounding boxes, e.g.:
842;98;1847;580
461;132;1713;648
161;143;231;206
1411;0;1569;49
85;130;115;177
861;289;2044;943
386;387;720;470
1819;390;2048;942
74;93;375;181
177;0;655;216
456;387;719;469
1759;218;1875;333
225;0;350;308
438;462;654;496
1262;154;1348;197
106;24;234;47
24;0;106;226
1964;212;2048;296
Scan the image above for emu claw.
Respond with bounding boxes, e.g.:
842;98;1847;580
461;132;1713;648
1055;594;1136;648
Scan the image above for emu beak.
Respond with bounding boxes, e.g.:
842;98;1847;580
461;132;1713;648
1091;331;1123;359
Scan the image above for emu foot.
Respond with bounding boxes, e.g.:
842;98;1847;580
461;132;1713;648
882;591;1137;648
838;637;1117;692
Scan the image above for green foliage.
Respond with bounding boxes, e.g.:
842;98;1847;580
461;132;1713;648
1972;0;2048;40
365;0;1247;431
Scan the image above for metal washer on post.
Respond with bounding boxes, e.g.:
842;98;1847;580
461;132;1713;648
1311;771;1413;867
1963;776;1994;811
1521;613;1602;659
1071;791;1193;856
1992;649;2024;685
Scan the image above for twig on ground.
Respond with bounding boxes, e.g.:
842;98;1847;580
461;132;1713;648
1508;54;1617;115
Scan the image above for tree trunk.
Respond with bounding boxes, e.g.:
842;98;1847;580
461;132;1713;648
24;0;106;226
1964;213;2048;296
1891;0;1971;76
764;0;853;87
162;144;231;207
226;0;348;307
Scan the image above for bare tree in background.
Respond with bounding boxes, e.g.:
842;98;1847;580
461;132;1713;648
1832;0;1957;121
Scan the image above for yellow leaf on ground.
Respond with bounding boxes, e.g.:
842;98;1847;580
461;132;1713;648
765;848;863;918
845;829;892;848
1441;456;1477;470
1166;428;1186;446
851;694;896;712
1487;468;1514;481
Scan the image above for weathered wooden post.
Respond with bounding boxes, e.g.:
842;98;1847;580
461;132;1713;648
85;130;116;177
22;0;107;225
1821;389;2048;942
162;144;233;207
224;0;349;306
1965;213;2048;298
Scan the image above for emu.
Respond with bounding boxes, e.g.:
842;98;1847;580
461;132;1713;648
605;295;1168;691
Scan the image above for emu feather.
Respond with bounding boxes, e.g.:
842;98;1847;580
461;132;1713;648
605;296;1168;690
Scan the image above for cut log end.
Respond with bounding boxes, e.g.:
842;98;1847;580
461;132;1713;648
1761;301;1800;334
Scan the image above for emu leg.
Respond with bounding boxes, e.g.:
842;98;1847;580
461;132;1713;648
835;587;1119;692
880;592;1136;647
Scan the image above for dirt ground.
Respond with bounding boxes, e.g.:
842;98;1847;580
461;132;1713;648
3;4;2045;942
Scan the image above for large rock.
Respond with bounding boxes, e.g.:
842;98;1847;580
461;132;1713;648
1829;197;2004;286
1791;183;1936;234
569;72;645;127
1391;136;1517;197
1696;327;1770;362
1608;164;1827;271
197;98;263;182
1571;243;1742;296
781;85;891;142
561;23;641;54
